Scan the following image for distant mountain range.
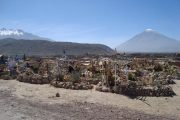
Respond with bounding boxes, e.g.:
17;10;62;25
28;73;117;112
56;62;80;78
0;38;114;56
0;28;50;40
0;28;114;56
116;29;180;53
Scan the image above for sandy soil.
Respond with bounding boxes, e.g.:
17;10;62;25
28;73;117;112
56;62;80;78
0;79;180;120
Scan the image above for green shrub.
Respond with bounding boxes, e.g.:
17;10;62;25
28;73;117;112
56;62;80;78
69;72;80;83
128;72;137;81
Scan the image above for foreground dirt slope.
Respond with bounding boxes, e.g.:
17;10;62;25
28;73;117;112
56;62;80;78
0;80;179;120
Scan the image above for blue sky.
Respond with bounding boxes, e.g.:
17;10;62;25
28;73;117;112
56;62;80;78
0;0;180;48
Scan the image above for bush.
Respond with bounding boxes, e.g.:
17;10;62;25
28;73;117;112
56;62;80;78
69;72;80;83
154;64;163;72
135;69;142;77
1;75;12;80
128;73;137;81
0;71;10;76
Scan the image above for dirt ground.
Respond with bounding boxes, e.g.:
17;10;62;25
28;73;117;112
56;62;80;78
0;79;180;120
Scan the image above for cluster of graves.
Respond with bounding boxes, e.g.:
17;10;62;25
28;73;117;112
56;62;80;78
0;54;178;97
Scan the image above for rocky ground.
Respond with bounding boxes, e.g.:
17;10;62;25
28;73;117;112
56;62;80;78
0;80;180;120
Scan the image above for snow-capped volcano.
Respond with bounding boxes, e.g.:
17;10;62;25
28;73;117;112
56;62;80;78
0;28;50;40
116;29;180;53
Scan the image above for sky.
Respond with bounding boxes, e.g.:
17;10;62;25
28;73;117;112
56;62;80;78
0;0;180;48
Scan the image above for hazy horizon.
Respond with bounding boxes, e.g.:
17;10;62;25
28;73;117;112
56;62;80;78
0;0;180;48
